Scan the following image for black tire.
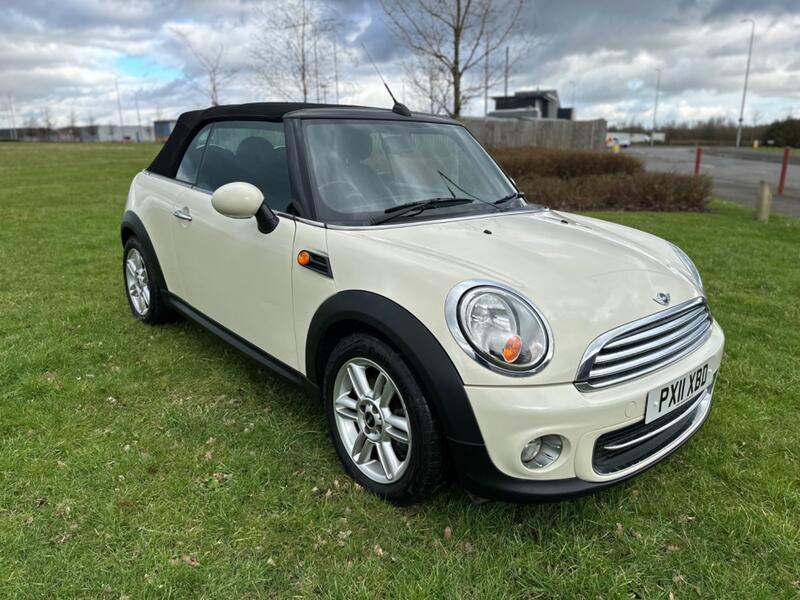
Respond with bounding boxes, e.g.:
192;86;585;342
122;237;174;325
323;333;447;504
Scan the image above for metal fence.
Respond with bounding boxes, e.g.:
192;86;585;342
461;118;607;151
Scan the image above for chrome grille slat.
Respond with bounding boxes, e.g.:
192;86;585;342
576;298;712;390
593;312;712;365
603;305;706;350
590;319;712;379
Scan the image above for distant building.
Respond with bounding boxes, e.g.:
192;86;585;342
0;125;154;142
489;89;574;121
154;119;178;141
87;125;155;142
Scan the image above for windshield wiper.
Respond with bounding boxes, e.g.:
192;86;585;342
373;197;474;225
494;191;525;205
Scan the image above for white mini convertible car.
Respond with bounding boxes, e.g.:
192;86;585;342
121;102;724;504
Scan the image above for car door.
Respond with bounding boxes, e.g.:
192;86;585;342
171;119;298;368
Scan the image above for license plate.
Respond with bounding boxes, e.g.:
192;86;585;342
645;363;711;424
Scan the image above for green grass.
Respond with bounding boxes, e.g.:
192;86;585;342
753;146;797;154
1;142;799;599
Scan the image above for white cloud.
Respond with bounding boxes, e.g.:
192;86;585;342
0;0;799;129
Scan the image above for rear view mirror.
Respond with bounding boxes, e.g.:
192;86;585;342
211;181;278;234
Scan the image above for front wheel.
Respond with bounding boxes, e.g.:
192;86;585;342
323;334;447;504
123;237;173;324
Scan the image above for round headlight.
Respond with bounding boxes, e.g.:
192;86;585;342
446;281;552;375
670;243;704;294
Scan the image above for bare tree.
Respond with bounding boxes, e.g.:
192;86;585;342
172;28;237;106
69;109;80;141
378;0;531;118
42;107;54;140
86;113;98;139
404;53;452;114
250;0;337;102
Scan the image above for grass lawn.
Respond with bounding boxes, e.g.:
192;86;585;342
754;146;797;153
1;142;799;599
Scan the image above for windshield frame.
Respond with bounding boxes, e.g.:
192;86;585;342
291;116;524;227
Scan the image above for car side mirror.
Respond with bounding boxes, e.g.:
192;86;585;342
211;181;279;234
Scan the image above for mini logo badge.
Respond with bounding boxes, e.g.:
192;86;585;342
654;292;671;306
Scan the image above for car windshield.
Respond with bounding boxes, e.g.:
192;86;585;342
301;119;520;225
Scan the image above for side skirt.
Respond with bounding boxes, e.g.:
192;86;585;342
163;292;317;394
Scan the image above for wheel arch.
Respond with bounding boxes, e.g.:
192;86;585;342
120;210;169;294
306;290;484;445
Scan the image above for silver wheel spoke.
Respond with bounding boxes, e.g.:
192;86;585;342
353;433;374;464
383;413;408;433
126;261;137;279
334;394;358;420
377;442;400;480
347;363;371;399
141;287;150;308
384;427;409;445
373;373;396;407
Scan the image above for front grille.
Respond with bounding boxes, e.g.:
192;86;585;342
593;390;707;474
577;298;712;390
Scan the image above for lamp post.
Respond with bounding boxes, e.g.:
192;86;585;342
736;19;755;148
650;68;661;147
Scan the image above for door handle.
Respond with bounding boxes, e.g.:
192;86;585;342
173;207;192;222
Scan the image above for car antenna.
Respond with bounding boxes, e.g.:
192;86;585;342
361;43;412;117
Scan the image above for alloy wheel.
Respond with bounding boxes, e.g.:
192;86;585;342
332;357;411;484
125;248;150;316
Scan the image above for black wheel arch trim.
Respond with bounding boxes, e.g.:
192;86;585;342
305;289;484;445
120;211;169;293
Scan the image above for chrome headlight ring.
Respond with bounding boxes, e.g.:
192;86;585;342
445;279;554;377
670;243;705;295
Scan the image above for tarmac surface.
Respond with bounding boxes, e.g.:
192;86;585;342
627;146;800;218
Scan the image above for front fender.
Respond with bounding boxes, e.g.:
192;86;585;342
305;290;484;445
120;210;169;293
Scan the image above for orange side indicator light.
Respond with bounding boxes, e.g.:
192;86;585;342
502;335;522;363
297;251;311;266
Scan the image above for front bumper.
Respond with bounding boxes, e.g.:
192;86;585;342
451;321;724;501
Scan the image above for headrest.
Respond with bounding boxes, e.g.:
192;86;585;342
336;127;372;162
236;136;274;159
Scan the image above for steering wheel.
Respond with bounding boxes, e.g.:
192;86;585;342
318;180;366;207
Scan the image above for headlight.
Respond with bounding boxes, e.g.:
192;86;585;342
670;243;704;294
445;280;553;376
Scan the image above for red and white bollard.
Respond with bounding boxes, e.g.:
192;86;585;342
777;146;791;196
694;147;703;176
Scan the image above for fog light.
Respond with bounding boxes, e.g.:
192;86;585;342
521;435;563;469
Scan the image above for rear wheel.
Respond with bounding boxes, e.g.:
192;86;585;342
123;237;173;324
324;334;446;504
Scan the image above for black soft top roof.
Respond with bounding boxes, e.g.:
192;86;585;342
147;102;458;178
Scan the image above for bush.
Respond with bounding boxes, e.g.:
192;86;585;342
762;119;800;148
489;146;644;180
516;172;712;212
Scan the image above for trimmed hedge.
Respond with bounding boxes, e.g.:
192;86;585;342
515;172;712;212
490;146;644;180
488;146;710;212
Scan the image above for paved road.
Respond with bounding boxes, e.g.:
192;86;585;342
627;146;800;217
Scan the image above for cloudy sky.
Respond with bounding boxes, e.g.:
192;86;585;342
2;0;799;130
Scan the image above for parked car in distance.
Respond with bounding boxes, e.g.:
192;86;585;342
121;102;724;504
606;133;631;148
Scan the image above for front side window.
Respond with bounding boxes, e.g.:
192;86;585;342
176;124;211;184
301;119;518;225
194;120;293;212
